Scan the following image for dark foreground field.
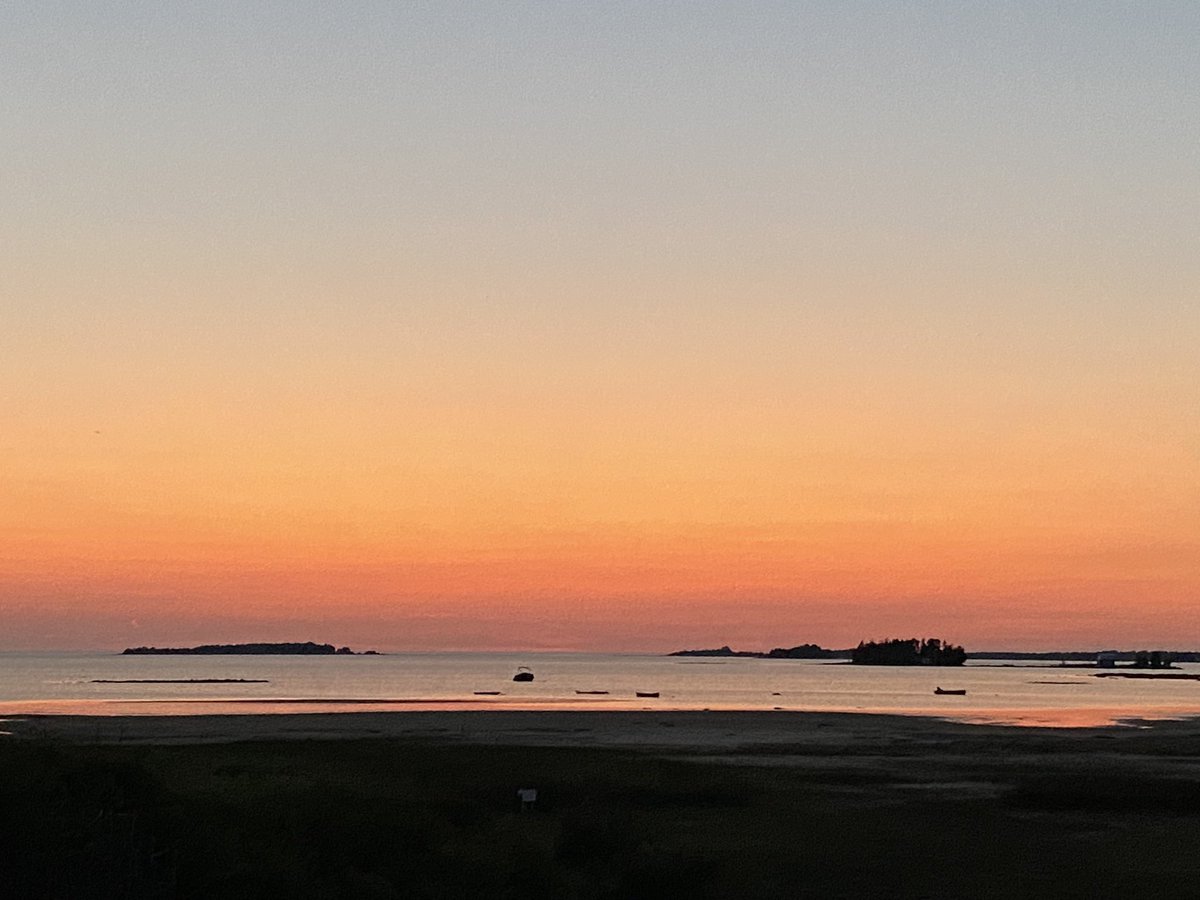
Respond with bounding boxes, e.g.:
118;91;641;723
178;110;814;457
4;713;1200;898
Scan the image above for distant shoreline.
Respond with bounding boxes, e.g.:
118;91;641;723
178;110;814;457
671;645;1200;663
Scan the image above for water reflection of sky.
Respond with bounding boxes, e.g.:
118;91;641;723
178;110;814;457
5;654;1200;727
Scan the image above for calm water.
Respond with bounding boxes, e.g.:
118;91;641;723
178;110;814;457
3;652;1200;727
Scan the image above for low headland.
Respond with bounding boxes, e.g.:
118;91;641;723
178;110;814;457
671;643;849;659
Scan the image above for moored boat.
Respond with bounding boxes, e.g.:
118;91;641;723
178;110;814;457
934;687;966;695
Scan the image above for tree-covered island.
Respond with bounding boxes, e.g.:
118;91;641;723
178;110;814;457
851;638;966;666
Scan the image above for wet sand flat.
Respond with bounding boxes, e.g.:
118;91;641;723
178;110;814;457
11;708;1200;810
5;708;984;746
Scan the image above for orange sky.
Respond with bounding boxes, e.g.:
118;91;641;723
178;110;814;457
4;346;1196;650
2;4;1198;651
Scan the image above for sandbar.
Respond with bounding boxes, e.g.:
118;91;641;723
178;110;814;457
5;708;1200;755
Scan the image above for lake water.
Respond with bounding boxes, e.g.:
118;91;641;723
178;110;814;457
3;652;1200;727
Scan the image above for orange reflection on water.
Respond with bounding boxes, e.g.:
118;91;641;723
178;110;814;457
3;699;1200;728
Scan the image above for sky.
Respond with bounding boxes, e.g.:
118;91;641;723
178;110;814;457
2;1;1197;652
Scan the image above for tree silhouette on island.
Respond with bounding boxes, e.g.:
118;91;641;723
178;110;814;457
851;638;966;666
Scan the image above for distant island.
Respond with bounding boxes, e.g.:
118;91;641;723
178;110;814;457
92;678;270;683
121;642;379;656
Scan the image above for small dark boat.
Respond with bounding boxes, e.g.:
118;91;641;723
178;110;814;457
934;687;967;695
473;691;503;695
635;691;659;698
575;690;609;695
512;667;535;682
